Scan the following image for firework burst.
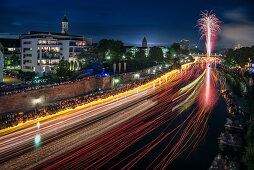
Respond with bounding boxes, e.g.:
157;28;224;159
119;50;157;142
197;10;221;57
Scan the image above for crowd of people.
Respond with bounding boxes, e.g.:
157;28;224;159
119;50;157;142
209;154;239;170
0;75;154;130
209;89;248;170
0;76;95;96
219;65;252;87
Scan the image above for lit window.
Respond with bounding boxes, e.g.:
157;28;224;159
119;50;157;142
8;48;15;51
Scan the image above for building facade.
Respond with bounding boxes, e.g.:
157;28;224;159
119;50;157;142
20;16;92;76
0;38;21;68
180;40;190;51
126;46;169;59
126;46;150;57
247;58;254;73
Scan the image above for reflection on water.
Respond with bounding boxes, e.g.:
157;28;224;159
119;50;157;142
200;64;219;112
40;65;228;169
34;134;41;147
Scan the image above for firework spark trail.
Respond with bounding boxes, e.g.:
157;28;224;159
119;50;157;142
197;10;221;57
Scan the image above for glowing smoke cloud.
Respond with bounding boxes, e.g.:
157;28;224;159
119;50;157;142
197;10;221;57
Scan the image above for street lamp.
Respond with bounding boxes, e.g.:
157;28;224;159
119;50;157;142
134;73;140;79
33;98;41;113
33;98;41;105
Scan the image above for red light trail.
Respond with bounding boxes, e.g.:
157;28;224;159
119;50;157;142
30;65;221;169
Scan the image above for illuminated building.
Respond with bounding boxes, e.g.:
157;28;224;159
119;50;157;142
180;39;190;51
247;58;254;73
126;46;169;58
20;15;92;76
0;38;21;68
126;46;150;57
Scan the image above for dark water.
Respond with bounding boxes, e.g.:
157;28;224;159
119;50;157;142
168;95;230;170
100;93;231;169
98;68;233;170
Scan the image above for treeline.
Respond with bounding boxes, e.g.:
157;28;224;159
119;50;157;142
225;46;254;67
56;39;194;79
242;85;254;170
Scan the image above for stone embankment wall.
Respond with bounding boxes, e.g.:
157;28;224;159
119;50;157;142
0;65;163;114
0;77;98;114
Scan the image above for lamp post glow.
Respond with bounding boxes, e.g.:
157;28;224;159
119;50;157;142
33;98;41;105
34;134;41;147
33;98;41;114
37;122;40;129
134;73;140;79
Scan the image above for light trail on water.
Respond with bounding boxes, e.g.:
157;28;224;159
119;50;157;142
0;63;226;169
31;64;222;170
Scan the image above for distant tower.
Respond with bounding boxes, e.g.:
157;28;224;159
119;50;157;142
142;37;147;48
61;14;68;34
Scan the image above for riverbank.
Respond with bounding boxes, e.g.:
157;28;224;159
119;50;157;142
213;66;254;170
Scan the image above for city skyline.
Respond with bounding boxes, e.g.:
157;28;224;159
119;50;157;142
1;0;254;49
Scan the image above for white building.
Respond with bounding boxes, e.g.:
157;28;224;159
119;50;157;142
126;46;168;58
20;16;92;76
126;46;150;57
180;39;190;51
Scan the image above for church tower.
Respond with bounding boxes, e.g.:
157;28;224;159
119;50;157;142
61;14;68;34
142;37;147;48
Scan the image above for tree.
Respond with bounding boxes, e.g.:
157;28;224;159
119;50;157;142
125;52;133;60
78;50;100;69
10;54;20;67
170;43;181;56
135;50;146;63
223;46;254;67
148;47;164;63
56;59;70;77
98;39;124;63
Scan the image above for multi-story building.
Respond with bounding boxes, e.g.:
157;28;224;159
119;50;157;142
20;16;92;76
0;38;21;68
126;46;169;59
126;46;150;57
180;39;190;52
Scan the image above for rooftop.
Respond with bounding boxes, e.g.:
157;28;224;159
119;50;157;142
20;31;91;42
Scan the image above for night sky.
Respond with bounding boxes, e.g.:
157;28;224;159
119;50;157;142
1;0;254;49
